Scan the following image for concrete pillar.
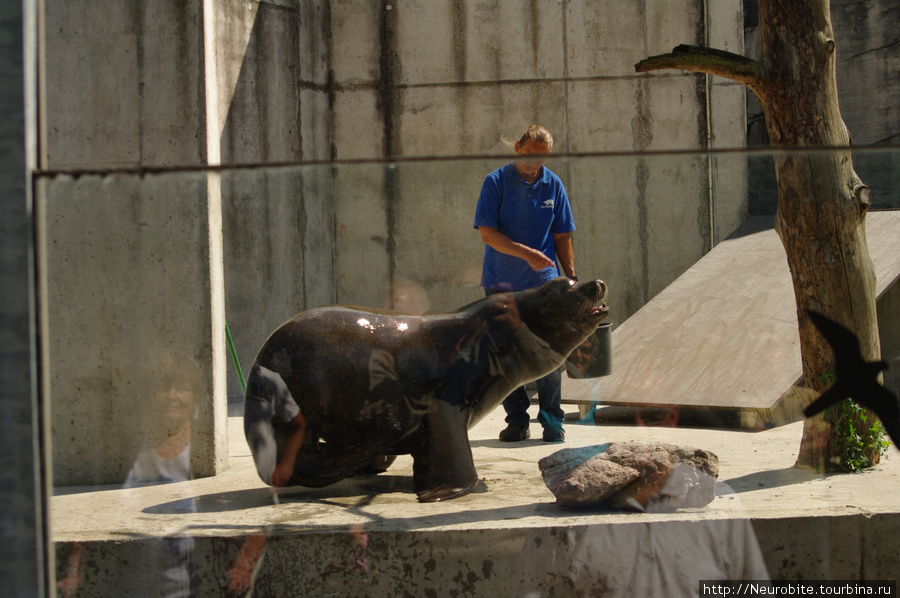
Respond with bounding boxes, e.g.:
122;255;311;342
42;0;228;485
41;0;337;482
0;0;50;595
39;171;228;484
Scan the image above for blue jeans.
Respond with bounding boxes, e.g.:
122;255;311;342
484;288;565;430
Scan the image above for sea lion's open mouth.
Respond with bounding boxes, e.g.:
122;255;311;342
588;302;609;317
586;300;609;319
580;280;609;320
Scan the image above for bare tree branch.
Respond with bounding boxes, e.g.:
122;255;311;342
635;45;767;97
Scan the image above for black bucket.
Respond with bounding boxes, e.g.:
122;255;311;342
565;321;612;379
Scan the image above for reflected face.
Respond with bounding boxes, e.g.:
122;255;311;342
154;379;196;422
569;339;595;372
514;139;551;182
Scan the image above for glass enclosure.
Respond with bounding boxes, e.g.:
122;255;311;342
41;147;900;596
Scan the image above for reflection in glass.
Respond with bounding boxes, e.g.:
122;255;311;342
41;148;900;596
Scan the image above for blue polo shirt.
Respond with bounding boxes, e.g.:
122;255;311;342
474;163;576;290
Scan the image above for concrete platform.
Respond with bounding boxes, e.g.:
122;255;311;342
562;211;900;428
52;406;900;596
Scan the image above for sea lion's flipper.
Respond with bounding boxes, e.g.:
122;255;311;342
412;399;477;502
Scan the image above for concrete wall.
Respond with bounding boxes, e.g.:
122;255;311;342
52;513;900;595
44;1;207;169
212;0;335;402
221;164;335;395
329;0;748;321
745;0;900;213
828;0;900;211
214;0;331;164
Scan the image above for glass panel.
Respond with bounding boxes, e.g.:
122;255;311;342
40;147;900;597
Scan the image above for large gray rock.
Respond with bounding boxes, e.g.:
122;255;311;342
539;442;719;511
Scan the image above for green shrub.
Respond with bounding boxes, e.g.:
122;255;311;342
820;372;890;472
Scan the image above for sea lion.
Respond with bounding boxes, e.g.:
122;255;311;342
244;277;609;502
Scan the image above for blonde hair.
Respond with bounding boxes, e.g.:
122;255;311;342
501;125;554;152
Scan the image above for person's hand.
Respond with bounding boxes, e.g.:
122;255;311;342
225;533;267;596
57;544;83;598
482;294;522;334
270;461;293;487
226;562;253;596
525;249;554;271
57;569;81;598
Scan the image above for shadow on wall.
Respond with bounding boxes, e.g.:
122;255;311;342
217;1;335;402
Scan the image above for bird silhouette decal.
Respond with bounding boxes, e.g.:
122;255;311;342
803;310;900;449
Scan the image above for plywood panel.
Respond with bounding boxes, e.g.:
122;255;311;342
563;211;900;410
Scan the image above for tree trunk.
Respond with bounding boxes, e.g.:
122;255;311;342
635;0;882;470
760;0;880;469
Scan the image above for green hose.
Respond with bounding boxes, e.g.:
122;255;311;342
225;322;246;395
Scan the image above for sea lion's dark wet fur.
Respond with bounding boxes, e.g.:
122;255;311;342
244;277;608;502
